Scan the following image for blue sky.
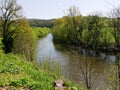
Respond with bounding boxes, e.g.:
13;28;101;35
18;0;119;19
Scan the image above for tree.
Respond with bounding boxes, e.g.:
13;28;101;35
100;18;113;48
52;17;69;44
108;6;120;90
71;51;101;90
110;6;120;50
67;6;81;45
0;0;22;53
106;64;119;90
13;19;37;61
87;14;102;50
52;6;82;45
112;6;120;90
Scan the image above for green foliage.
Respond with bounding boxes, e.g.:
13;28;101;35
28;19;54;28
0;53;56;89
106;64;119;90
0;0;22;53
13;19;37;61
52;16;81;45
100;28;115;46
33;27;51;38
52;14;119;52
81;29;89;44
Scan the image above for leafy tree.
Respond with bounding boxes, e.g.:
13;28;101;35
53;6;81;45
100;27;114;47
106;6;120;90
108;6;120;90
13;19;37;61
67;6;81;45
0;0;22;53
85;14;103;50
109;6;120;50
52;17;69;44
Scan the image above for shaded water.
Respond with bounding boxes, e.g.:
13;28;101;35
37;33;115;89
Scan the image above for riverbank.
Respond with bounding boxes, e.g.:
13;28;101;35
0;52;84;90
53;39;119;57
0;52;56;89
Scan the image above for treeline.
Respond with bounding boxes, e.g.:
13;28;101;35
52;6;120;53
28;19;54;28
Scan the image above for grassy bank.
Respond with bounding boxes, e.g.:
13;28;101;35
0;53;57;89
0;35;84;90
0;52;84;90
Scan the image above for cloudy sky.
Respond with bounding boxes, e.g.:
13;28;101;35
18;0;120;19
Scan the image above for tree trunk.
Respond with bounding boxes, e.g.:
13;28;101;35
2;37;13;53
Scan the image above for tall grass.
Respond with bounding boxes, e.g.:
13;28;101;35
39;57;62;77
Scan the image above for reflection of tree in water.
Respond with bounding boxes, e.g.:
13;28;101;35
67;50;106;90
106;54;120;90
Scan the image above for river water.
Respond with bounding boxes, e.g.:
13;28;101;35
37;33;115;89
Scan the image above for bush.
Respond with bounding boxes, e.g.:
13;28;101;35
13;19;37;61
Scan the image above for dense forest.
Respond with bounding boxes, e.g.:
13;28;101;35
28;19;54;28
52;6;120;54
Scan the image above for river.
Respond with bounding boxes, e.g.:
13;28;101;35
37;33;115;89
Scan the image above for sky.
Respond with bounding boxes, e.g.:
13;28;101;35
18;0;120;19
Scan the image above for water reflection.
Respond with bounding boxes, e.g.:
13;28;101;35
99;53;116;63
37;33;113;89
37;33;68;65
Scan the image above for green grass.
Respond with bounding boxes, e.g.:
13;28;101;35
0;53;57;89
0;52;84;90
